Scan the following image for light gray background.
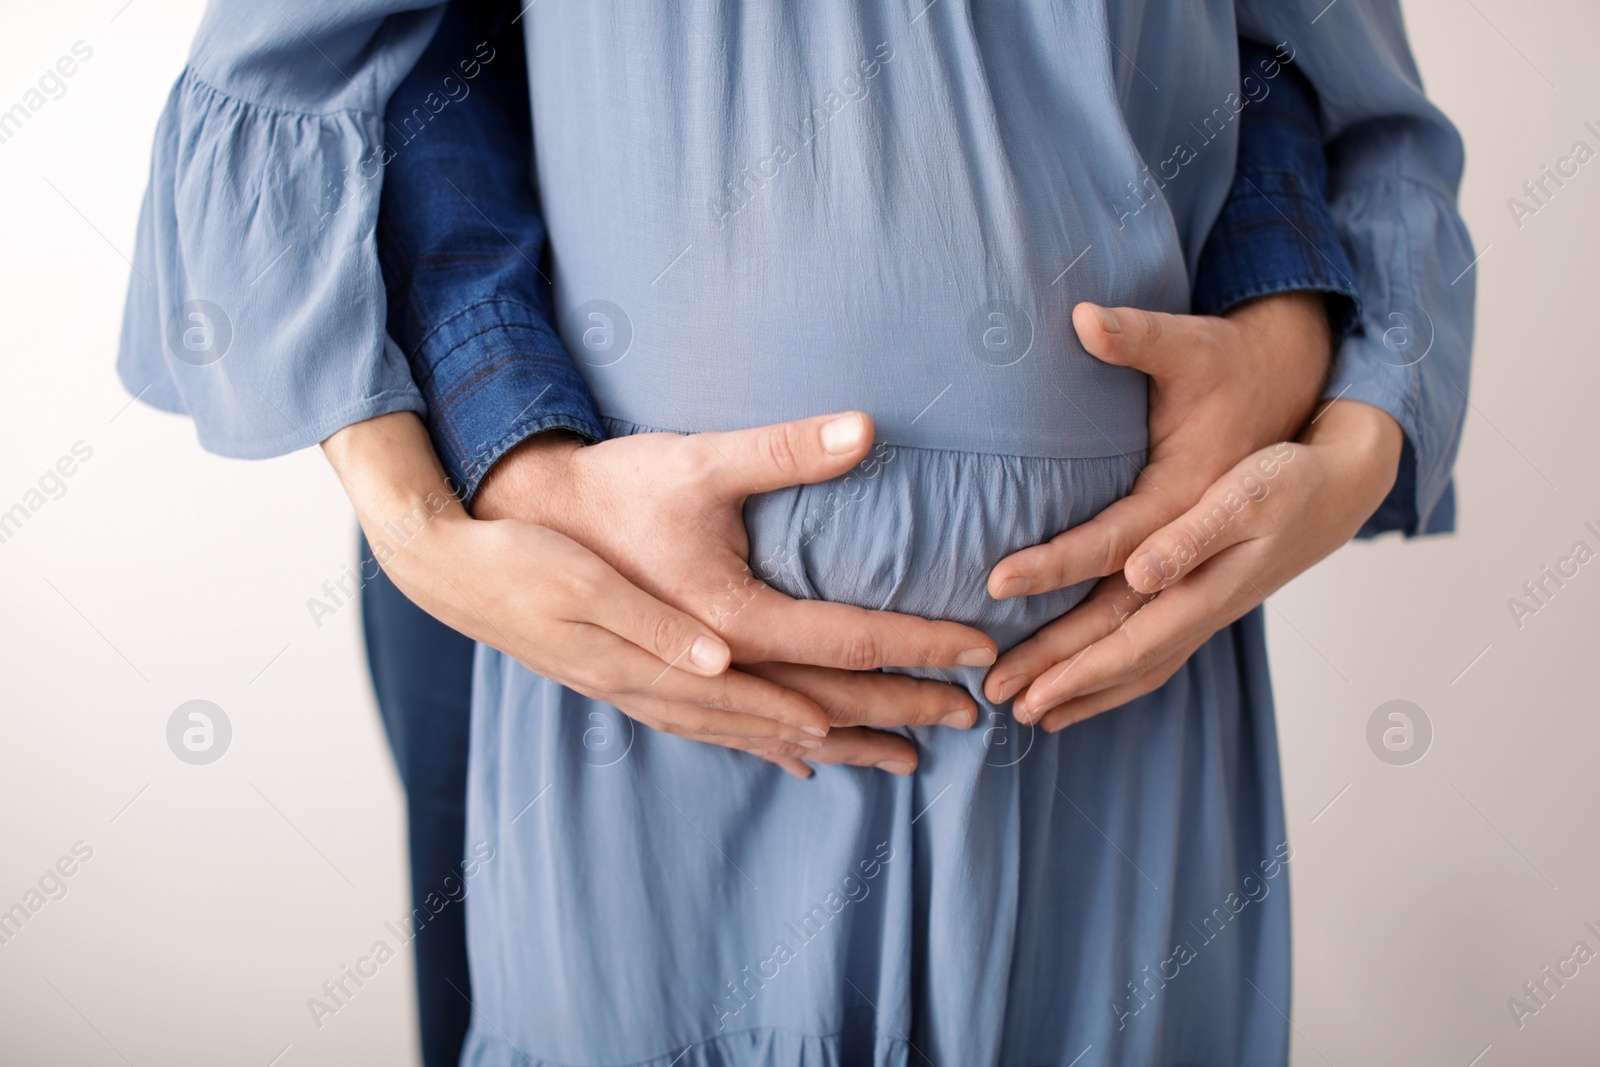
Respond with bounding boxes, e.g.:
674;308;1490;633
0;1;1594;1064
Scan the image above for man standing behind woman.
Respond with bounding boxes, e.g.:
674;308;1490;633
121;1;1471;1063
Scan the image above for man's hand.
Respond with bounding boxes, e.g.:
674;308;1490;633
986;293;1331;608
474;412;997;777
994;400;1401;728
984;293;1334;705
476;413;996;671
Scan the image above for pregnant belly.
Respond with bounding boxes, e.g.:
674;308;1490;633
558;152;1167;621
627;420;1142;654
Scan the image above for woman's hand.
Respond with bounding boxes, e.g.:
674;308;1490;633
324;412;994;779
987;293;1331;603
990;399;1402;729
983;293;1336;708
323;414;818;754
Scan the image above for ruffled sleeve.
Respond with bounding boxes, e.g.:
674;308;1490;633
1237;0;1476;537
117;2;444;457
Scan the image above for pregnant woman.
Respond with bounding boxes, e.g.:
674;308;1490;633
119;1;1473;1064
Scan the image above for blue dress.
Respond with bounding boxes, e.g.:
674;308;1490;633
454;9;1290;1060
468;432;1287;1065
117;2;1475;1064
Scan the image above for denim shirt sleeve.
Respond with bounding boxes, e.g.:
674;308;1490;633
1192;40;1362;339
377;0;604;506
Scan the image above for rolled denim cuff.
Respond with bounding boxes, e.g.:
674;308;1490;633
409;298;606;506
1192;167;1362;340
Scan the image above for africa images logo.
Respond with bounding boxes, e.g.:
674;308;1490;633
164;300;232;366
1366;699;1432;766
166;700;231;765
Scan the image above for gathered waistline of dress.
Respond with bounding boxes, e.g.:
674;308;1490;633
600;416;1150;468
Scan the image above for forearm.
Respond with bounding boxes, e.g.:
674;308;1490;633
377;0;604;507
324;414;463;531
321;413;475;631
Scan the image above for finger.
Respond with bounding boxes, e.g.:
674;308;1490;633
733;593;998;670
1122;456;1270;595
691;411;876;498
743;662;978;729
549;533;733;678
1014;554;1255;721
649;665;842;740
563;630;832;741
1072;303;1218;377
704;726;921;776
987;456;1201;598
666;731;816;778
1035;637;1206;732
626;689;835;750
983;577;1151;703
791;726;920;774
762;753;817;779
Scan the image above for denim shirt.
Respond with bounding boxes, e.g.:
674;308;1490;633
379;12;1363;512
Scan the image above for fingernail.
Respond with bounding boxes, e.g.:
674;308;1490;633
875;760;915;776
1093;305;1121;334
797;737;825;751
820;414;867;455
990;675;1025;703
689;635;730;673
940;709;974;729
1027;698;1066;724
994;575;1031;599
801;723;829;738
956;647;997;668
1131;551;1166;593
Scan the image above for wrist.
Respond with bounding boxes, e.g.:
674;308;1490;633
1301;398;1404;503
323;413;464;517
1226;292;1332;438
472;430;587;523
321;412;474;580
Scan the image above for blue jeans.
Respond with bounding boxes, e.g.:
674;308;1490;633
359;534;476;1067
